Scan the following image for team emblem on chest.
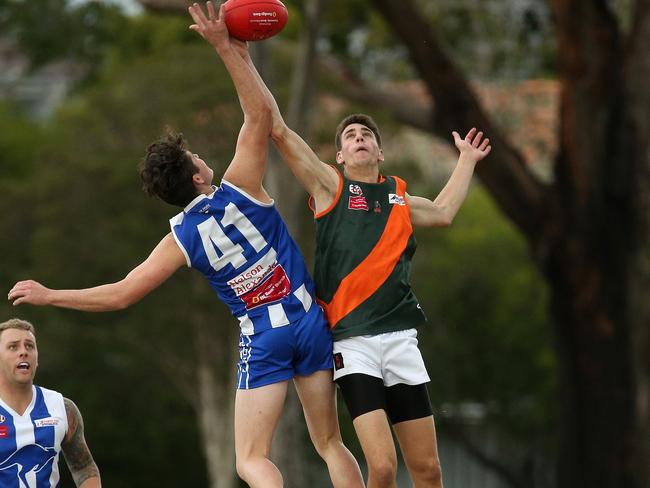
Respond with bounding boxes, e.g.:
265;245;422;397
347;184;369;211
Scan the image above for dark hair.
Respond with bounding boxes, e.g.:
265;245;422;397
140;132;199;207
335;113;382;151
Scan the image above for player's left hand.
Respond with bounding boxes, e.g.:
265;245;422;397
452;128;491;162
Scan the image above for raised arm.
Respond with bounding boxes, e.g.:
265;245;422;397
229;36;339;212
188;2;272;199
409;128;491;227
271;121;340;212
7;233;185;311
62;398;101;488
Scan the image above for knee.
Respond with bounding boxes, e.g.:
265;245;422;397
310;430;341;459
235;457;250;481
235;455;257;482
410;456;442;485
368;456;398;485
235;453;283;487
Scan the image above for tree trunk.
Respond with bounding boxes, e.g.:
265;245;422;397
544;1;648;485
544;236;639;488
625;1;650;485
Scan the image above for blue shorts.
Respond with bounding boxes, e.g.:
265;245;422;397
237;305;333;389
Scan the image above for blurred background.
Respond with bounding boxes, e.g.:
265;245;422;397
0;0;648;487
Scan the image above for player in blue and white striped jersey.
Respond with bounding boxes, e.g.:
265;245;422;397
8;3;363;488
0;319;100;488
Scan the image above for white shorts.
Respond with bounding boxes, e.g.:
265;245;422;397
332;328;430;386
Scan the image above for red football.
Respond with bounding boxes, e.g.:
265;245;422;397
224;0;288;42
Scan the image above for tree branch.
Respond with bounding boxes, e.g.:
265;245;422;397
320;56;433;132
369;0;548;245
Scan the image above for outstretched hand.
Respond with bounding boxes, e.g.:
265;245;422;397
188;1;230;50
189;2;251;59
452;128;492;162
8;280;50;306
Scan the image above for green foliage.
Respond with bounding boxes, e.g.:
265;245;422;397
0;103;40;183
0;0;128;70
101;13;198;68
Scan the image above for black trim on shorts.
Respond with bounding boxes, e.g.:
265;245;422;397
336;374;433;424
336;374;386;420
385;382;432;424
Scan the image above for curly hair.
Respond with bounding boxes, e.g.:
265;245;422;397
334;113;382;151
140;132;199;207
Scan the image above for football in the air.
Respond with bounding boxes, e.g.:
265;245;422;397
224;0;288;42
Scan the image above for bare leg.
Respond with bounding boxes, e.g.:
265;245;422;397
393;416;443;488
234;381;289;488
352;410;398;488
294;369;365;488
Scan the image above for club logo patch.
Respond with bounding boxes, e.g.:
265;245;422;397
240;265;291;310
334;353;344;370
34;417;60;428
348;196;369;211
388;193;406;206
349;184;363;196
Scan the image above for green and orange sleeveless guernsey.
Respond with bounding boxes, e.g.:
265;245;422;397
311;168;426;341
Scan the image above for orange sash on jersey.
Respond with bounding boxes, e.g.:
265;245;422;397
319;177;412;328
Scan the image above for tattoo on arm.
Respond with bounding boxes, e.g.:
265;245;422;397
62;398;101;487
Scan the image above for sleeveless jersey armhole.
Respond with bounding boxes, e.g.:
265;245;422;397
312;166;343;219
169;214;192;268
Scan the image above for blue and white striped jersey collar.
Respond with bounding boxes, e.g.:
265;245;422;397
183;185;218;214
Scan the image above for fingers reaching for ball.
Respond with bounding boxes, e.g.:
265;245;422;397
188;2;229;49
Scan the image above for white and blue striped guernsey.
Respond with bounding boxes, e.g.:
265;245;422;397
0;386;68;488
170;180;316;335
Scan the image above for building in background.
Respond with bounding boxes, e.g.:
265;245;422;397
0;39;83;120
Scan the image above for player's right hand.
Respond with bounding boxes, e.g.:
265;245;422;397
188;2;229;50
8;280;50;306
